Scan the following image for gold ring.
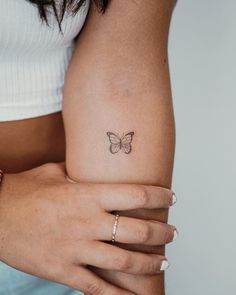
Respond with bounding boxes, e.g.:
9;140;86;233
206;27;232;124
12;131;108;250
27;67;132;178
111;213;120;242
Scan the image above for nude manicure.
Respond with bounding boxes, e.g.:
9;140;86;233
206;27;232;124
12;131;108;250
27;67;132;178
160;260;170;271
172;228;179;241
171;193;177;206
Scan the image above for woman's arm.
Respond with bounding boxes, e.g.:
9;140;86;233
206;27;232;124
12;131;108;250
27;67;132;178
63;0;176;294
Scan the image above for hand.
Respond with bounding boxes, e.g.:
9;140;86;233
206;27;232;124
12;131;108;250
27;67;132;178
80;181;178;295
0;163;176;295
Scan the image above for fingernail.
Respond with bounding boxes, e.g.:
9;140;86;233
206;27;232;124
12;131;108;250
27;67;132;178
172;228;179;241
171;193;177;206
160;260;170;271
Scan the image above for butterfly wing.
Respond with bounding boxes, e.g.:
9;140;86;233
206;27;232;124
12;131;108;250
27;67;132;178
106;132;121;154
121;143;132;154
110;143;121;154
121;132;134;154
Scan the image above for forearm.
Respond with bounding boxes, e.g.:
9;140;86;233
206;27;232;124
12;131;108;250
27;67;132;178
64;85;174;187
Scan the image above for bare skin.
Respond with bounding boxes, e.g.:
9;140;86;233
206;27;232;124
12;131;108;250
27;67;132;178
0;112;65;173
63;0;177;294
0;114;176;295
0;162;176;295
0;0;176;294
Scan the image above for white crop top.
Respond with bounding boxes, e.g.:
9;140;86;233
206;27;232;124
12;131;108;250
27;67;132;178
0;0;90;121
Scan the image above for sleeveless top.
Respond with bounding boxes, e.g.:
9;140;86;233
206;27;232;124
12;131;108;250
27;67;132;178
0;0;89;293
0;0;90;121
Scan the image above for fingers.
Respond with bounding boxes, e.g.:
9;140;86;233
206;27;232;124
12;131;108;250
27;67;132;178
112;242;163;254
96;213;178;246
78;241;168;275
66;265;135;295
95;184;176;212
88;266;166;295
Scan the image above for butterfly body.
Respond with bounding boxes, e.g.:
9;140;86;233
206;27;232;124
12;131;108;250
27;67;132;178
106;131;134;154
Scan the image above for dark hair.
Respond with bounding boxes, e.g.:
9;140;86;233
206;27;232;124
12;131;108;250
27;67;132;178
27;0;109;31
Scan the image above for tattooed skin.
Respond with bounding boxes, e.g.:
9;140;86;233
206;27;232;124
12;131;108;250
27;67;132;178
106;131;134;154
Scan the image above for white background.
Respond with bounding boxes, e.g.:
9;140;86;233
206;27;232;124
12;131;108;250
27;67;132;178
167;1;236;294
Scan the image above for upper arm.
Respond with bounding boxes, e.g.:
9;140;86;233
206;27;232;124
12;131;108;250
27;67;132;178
65;0;176;92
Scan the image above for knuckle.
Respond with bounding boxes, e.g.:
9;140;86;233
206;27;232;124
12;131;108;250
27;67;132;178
40;162;57;171
39;162;51;169
86;281;104;295
136;254;159;274
45;263;66;282
136;186;149;207
145;259;159;274
164;226;173;243
114;253;132;271
38;162;64;178
53;266;80;289
136;222;153;243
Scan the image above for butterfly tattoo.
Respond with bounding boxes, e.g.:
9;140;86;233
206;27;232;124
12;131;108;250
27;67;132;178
106;131;135;154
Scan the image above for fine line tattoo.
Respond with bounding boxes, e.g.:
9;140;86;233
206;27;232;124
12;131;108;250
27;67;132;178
106;131;134;154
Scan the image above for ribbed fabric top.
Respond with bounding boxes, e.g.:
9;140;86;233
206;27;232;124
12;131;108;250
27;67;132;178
0;0;90;121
